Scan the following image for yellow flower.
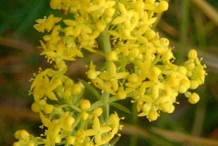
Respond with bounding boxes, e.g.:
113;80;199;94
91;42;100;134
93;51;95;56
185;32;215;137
60;112;75;132
93;62;129;94
87;0;115;12
83;113;121;145
63;19;92;37
50;0;62;10
184;49;206;89
30;69;62;101
80;99;91;110
33;14;61;33
44;120;62;145
186;92;200;104
84;117;112;144
86;61;101;80
112;3;139;31
14;1;208;146
14;130;30;141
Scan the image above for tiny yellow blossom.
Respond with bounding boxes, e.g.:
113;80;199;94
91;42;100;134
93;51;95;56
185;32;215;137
87;62;101;79
15;130;30;141
188;49;198;59
155;0;169;13
33;14;61;32
91;107;103;117
188;92;200;104
106;51;118;61
80;99;91;110
44;104;54;114
147;110;159;122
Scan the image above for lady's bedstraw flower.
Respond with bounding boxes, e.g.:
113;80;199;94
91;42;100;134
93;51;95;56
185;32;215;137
14;0;206;146
87;0;206;122
33;14;62;33
82;112;121;145
92;62;129;95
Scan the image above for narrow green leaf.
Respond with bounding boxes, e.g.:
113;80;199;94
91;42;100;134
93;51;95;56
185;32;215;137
110;102;131;114
80;79;101;99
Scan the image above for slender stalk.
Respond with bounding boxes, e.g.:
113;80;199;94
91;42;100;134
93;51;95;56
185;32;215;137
130;103;138;146
180;0;189;43
191;95;206;136
101;91;110;121
191;9;207;136
191;0;218;27
177;0;189;63
97;29;112;55
97;29;112;122
97;29;112;146
193;10;206;50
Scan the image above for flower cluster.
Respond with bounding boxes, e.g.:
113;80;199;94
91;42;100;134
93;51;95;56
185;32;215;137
14;0;206;145
86;0;206;121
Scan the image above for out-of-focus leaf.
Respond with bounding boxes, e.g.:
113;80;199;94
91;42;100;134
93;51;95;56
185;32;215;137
110;102;131;114
17;0;47;33
80;79;101;99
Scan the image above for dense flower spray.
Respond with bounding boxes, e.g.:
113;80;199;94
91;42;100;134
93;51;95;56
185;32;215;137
14;0;206;145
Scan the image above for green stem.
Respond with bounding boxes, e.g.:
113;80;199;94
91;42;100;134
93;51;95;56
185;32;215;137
177;0;189;63
97;29;112;55
102;91;110;121
130;103;138;146
193;10;206;50
97;29;112;122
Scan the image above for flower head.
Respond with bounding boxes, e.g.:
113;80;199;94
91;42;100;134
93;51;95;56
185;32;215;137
33;14;62;32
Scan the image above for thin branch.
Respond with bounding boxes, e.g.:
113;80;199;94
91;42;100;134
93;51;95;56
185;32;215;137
191;0;218;27
151;127;218;146
121;123;218;145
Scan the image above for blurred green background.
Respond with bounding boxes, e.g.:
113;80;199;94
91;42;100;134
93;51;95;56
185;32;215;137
0;0;218;145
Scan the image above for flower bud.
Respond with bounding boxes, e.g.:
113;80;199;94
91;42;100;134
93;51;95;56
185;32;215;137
44;104;54;114
142;103;151;114
157;1;169;12
16;130;30;140
160;38;169;47
63;116;75;131
107;51;118;61
87;70;100;79
148;110;159;122
92;107;103;117
188;93;200;104
80;99;91;110
81;111;89;121
127;73;139;83
65;116;75;126
188;49;197;59
31;102;40;113
71;83;82;95
185;62;195;71
160;102;174;113
116;89;127;99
